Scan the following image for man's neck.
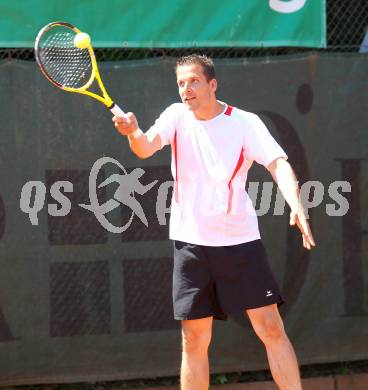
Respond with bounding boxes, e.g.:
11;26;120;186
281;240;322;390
194;100;225;121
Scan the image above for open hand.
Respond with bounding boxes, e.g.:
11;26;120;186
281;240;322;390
290;209;316;250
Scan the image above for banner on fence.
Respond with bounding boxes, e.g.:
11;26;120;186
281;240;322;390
0;0;326;48
0;53;366;385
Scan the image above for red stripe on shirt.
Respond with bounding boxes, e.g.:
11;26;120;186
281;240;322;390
224;105;233;116
227;147;244;214
173;130;179;203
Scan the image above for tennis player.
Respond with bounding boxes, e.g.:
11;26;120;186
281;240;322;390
113;55;315;390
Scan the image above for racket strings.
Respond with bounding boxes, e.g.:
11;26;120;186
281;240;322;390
38;28;92;89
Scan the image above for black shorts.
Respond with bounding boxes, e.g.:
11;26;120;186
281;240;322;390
173;239;284;320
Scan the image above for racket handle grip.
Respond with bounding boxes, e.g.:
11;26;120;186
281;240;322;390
109;103;125;117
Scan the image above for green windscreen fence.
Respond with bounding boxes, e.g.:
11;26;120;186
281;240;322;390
0;53;366;385
0;0;326;48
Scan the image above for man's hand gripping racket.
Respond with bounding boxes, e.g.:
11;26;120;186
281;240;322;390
35;21;125;118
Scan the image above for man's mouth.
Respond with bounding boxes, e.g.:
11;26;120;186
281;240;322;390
184;96;195;102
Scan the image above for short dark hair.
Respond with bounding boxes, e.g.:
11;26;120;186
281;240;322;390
175;54;216;82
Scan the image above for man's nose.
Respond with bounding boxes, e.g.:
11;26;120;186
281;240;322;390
183;82;192;92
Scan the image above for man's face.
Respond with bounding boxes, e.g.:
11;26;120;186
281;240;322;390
176;64;217;114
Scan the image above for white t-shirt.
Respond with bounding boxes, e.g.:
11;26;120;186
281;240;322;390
150;102;287;246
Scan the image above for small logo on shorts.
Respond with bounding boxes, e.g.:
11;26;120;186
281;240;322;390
266;290;273;297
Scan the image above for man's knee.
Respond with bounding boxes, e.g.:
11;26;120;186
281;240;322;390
181;320;212;353
250;311;286;343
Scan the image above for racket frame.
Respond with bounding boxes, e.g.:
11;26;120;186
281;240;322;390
35;21;115;109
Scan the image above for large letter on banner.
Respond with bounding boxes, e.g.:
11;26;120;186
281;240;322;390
269;0;307;13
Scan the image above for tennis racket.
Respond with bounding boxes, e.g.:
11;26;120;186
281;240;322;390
34;21;124;117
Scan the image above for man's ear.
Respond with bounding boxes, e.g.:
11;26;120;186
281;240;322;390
210;78;217;93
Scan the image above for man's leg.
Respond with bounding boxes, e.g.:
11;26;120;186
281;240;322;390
246;304;302;390
181;316;213;390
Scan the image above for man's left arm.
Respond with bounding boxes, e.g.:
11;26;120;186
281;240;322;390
267;157;316;250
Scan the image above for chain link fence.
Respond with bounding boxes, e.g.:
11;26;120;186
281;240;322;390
1;1;367;61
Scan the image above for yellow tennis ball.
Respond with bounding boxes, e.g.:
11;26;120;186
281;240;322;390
74;32;91;49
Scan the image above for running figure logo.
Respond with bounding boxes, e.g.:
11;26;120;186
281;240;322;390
79;157;158;233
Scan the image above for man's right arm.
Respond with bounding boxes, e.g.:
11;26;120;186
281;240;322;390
112;113;162;159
